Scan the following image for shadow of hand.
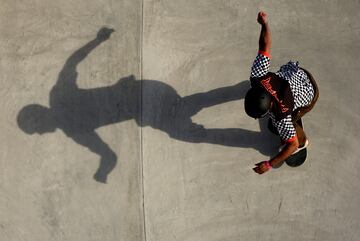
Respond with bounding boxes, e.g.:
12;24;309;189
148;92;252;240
97;27;115;41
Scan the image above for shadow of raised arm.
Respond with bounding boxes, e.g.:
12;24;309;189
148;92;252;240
56;27;115;89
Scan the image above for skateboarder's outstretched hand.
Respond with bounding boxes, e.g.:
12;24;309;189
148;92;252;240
253;161;271;174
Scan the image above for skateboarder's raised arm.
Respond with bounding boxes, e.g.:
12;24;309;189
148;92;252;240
56;27;114;88
257;11;271;56
249;12;271;81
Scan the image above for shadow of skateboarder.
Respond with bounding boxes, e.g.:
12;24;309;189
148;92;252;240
17;28;278;183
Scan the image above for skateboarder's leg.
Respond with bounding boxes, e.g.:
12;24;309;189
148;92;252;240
293;119;307;147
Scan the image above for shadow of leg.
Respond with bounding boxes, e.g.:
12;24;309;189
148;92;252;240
94;151;117;183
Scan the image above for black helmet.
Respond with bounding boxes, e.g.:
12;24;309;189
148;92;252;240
244;87;272;118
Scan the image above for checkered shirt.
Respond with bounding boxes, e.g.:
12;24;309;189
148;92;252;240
250;53;314;142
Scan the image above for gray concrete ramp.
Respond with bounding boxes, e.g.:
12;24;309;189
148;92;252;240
1;0;360;241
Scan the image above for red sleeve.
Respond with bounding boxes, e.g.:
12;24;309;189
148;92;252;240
284;135;297;143
258;50;271;59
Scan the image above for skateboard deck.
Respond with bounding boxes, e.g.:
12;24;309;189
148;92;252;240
284;148;307;167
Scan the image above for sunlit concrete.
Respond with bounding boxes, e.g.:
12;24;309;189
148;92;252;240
142;1;360;241
1;0;360;240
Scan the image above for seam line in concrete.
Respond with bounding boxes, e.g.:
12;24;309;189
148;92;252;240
140;0;147;241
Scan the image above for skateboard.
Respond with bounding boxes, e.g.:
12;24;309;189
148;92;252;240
268;118;307;167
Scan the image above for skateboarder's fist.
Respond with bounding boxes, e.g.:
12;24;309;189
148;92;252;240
257;11;268;25
253;161;271;174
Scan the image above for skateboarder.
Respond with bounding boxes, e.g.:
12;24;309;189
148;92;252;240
245;12;318;174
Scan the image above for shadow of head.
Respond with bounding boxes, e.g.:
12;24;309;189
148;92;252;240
17;104;56;135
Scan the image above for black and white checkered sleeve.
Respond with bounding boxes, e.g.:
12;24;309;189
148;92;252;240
250;53;271;78
272;115;297;142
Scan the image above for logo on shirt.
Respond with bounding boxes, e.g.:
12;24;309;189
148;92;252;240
261;77;289;113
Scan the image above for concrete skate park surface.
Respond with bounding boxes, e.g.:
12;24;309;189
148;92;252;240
1;0;360;240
